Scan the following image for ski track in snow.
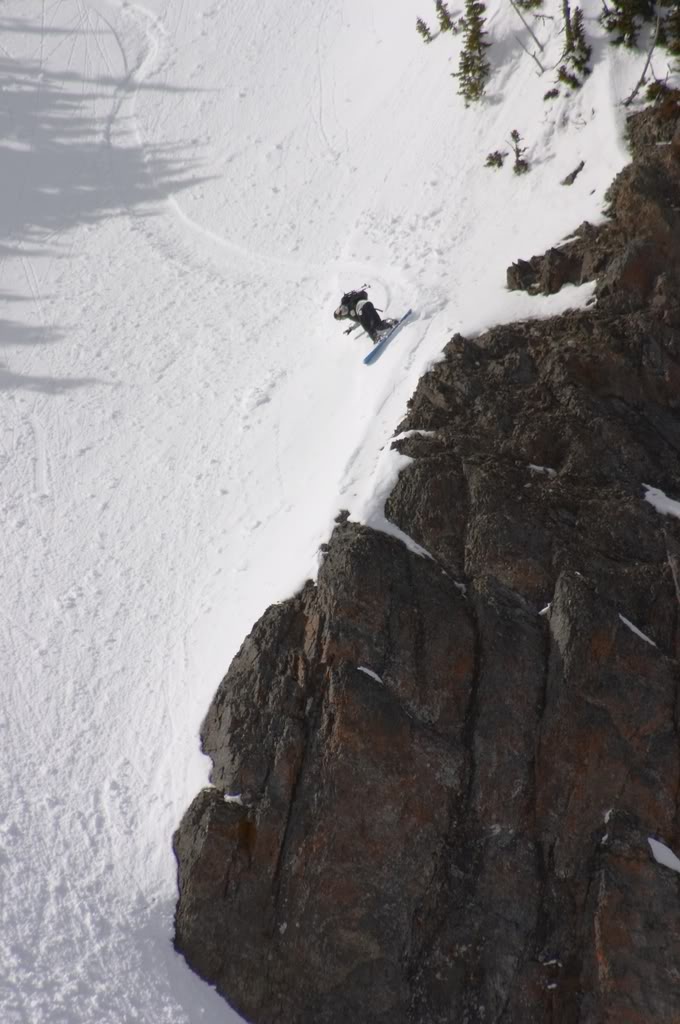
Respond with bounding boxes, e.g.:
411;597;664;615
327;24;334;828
0;1;657;1021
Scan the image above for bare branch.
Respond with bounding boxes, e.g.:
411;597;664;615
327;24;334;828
510;0;545;51
623;16;661;108
515;33;546;74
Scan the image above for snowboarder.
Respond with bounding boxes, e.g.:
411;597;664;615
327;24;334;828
333;288;396;343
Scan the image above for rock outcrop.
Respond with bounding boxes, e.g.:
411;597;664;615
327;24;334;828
174;96;680;1022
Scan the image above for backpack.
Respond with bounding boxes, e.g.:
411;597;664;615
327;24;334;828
341;289;368;313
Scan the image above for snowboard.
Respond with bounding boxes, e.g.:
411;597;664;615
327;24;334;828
363;309;413;365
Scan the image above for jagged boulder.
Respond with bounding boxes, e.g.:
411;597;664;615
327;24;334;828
507;245;583;295
175;524;475;1024
174;99;680;1023
509;91;680;313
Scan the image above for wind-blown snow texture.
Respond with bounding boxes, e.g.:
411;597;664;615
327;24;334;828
0;1;658;1021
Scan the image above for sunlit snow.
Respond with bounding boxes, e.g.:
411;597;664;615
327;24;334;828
0;1;659;1020
644;484;680;519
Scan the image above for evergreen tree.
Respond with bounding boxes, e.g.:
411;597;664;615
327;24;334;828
558;3;591;88
436;0;454;33
416;16;434;43
600;0;656;48
563;0;574;50
662;1;680;55
453;1;491;105
568;7;592;77
515;0;544;8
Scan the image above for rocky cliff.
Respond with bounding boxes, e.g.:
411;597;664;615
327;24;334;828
173;96;680;1023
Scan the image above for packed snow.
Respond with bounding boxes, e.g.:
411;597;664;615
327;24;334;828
357;666;384;685
222;793;245;807
648;837;680;874
618;613;657;647
350;443;434;558
529;463;557;478
644;484;680;519
0;1;661;1021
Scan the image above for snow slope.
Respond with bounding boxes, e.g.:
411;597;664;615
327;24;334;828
0;1;658;1021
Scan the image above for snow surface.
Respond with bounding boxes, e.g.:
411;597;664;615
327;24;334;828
0;1;661;1020
644;484;680;519
350;443;434;557
529;463;557;478
222;793;244;806
357;665;383;684
649;837;680;874
618;613;657;647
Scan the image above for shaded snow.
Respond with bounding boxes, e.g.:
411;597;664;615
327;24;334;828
349;445;433;558
649;838;680;874
393;428;437;441
358;666;384;684
618;614;657;647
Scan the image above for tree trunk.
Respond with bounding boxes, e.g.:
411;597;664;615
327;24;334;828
563;0;574;51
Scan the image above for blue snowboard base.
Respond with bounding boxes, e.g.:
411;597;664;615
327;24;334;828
363;309;413;365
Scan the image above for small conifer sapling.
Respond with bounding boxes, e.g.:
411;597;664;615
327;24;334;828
509;129;530;174
485;149;506;168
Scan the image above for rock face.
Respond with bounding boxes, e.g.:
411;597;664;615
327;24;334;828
174;98;680;1022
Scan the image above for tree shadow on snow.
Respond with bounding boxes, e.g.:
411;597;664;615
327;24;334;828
0;307;62;346
0;36;211;391
0;51;209;251
489;7;618;94
0;359;101;393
